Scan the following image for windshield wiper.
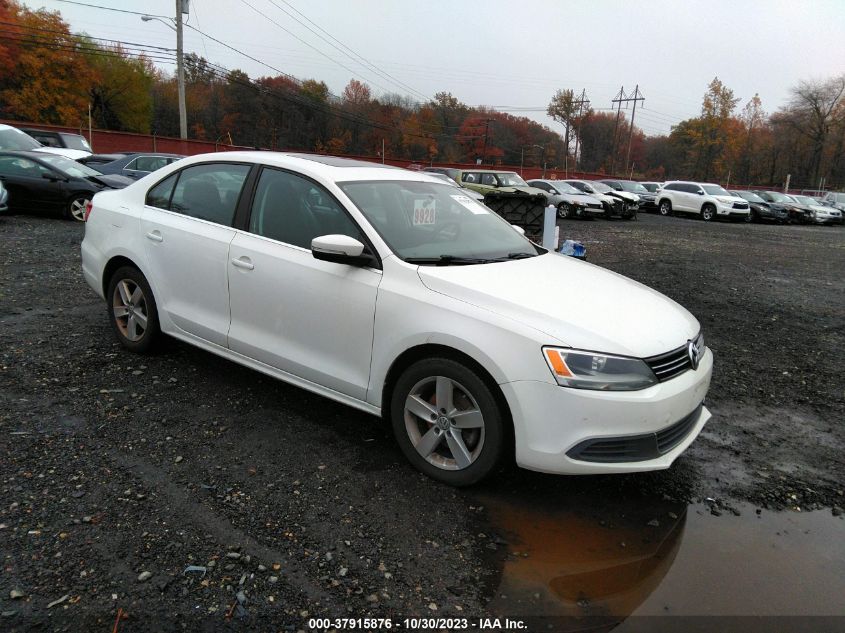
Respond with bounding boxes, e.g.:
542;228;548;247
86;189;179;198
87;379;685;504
504;252;536;259
405;255;497;266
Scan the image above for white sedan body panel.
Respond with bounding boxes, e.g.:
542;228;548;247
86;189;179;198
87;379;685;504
140;208;235;347
81;151;714;477
227;231;381;400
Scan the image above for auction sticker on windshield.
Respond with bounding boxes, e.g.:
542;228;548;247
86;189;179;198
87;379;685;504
451;194;488;215
413;198;436;225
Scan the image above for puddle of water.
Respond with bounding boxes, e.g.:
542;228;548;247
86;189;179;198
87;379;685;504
477;490;845;623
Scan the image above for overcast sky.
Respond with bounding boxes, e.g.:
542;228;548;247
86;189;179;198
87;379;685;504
23;0;845;137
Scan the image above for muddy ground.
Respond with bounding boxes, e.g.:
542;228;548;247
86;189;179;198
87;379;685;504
0;211;843;631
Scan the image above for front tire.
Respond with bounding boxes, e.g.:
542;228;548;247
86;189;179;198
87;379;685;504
390;357;504;486
701;204;716;222
557;202;571;219
658;200;672;216
106;266;160;353
66;194;90;222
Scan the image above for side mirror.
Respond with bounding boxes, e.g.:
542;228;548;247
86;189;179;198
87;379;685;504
311;234;373;267
41;172;62;182
511;225;525;235
697;190;704;195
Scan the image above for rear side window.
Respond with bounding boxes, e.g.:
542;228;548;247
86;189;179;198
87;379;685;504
146;173;178;209
169;163;250;226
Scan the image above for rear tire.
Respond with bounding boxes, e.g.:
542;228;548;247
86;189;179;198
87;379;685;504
65;194;90;222
106;266;161;354
390;357;504;486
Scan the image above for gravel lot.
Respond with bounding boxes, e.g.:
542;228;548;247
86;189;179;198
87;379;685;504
0;211;843;630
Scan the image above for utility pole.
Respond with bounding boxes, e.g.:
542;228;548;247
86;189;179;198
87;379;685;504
481;119;491;164
572;89;590;169
176;0;187;140
624;84;644;176
610;86;626;175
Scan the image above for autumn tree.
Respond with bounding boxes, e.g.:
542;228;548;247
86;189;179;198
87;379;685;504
0;2;94;125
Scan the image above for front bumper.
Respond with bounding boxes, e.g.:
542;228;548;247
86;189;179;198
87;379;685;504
503;347;713;474
812;212;843;224
716;203;749;218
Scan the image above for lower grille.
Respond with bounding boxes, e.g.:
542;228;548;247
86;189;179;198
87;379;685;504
567;404;704;463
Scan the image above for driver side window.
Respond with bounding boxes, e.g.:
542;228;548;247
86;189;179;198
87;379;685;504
248;168;363;250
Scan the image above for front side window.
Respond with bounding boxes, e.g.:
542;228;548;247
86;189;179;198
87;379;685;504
169;163;250;225
249;168;363;249
0;156;50;177
481;173;497;186
340;180;537;262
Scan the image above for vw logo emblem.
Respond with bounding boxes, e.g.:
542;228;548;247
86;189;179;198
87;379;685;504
687;340;701;370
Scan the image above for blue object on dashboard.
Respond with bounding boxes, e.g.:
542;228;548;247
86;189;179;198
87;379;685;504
559;239;586;260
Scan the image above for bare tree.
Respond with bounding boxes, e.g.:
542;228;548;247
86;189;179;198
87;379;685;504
782;75;845;185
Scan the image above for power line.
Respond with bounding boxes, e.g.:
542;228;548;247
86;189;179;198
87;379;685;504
49;0;168;19
265;0;430;102
236;0;397;97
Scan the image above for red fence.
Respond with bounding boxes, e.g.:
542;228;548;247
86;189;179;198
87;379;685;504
0;119;251;155
2;119;820;194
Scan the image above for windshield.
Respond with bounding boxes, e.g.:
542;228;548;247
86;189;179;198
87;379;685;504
702;185;731;196
734;191;764;203
59;133;92;151
766;191;792;203
792;195;815;205
37;154;102;178
496;173;528;187
339;180;538;263
552;182;582;195
620;181;648;193
0;127;42;151
589;181;612;193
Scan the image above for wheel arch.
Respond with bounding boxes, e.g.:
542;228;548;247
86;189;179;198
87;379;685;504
381;343;515;453
101;255;148;297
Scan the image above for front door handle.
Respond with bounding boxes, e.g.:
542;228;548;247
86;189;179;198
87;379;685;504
146;230;163;242
231;256;254;271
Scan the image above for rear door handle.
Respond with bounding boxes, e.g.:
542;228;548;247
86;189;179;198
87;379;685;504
231;256;254;271
146;230;163;242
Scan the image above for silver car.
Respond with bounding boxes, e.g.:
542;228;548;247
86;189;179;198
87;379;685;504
527;179;605;219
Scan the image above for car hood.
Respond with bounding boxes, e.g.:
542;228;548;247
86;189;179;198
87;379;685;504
607;190;639;202
417;253;699;358
553;192;603;205
812;204;839;212
88;173;134;189
34;147;91;160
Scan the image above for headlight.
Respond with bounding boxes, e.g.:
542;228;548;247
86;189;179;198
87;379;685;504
543;347;658;391
573;201;585;206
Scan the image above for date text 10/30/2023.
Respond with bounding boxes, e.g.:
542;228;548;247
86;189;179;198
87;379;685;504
308;617;528;630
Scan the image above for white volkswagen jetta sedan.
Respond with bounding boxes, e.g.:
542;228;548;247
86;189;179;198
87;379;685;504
81;152;712;486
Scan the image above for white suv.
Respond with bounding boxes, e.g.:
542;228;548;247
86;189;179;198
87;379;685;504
656;181;750;221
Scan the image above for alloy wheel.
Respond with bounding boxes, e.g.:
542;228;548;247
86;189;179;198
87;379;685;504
403;376;485;471
69;196;90;222
112;279;149;342
557;203;570;219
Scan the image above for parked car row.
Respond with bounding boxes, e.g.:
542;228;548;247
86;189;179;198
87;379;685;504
0;123;186;221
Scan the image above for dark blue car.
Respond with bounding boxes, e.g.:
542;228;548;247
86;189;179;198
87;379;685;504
79;152;184;180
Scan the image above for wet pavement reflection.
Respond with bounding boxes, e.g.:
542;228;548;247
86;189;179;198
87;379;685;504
474;480;845;629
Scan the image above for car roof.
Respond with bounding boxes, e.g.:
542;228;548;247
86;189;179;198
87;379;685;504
172;151;440;183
